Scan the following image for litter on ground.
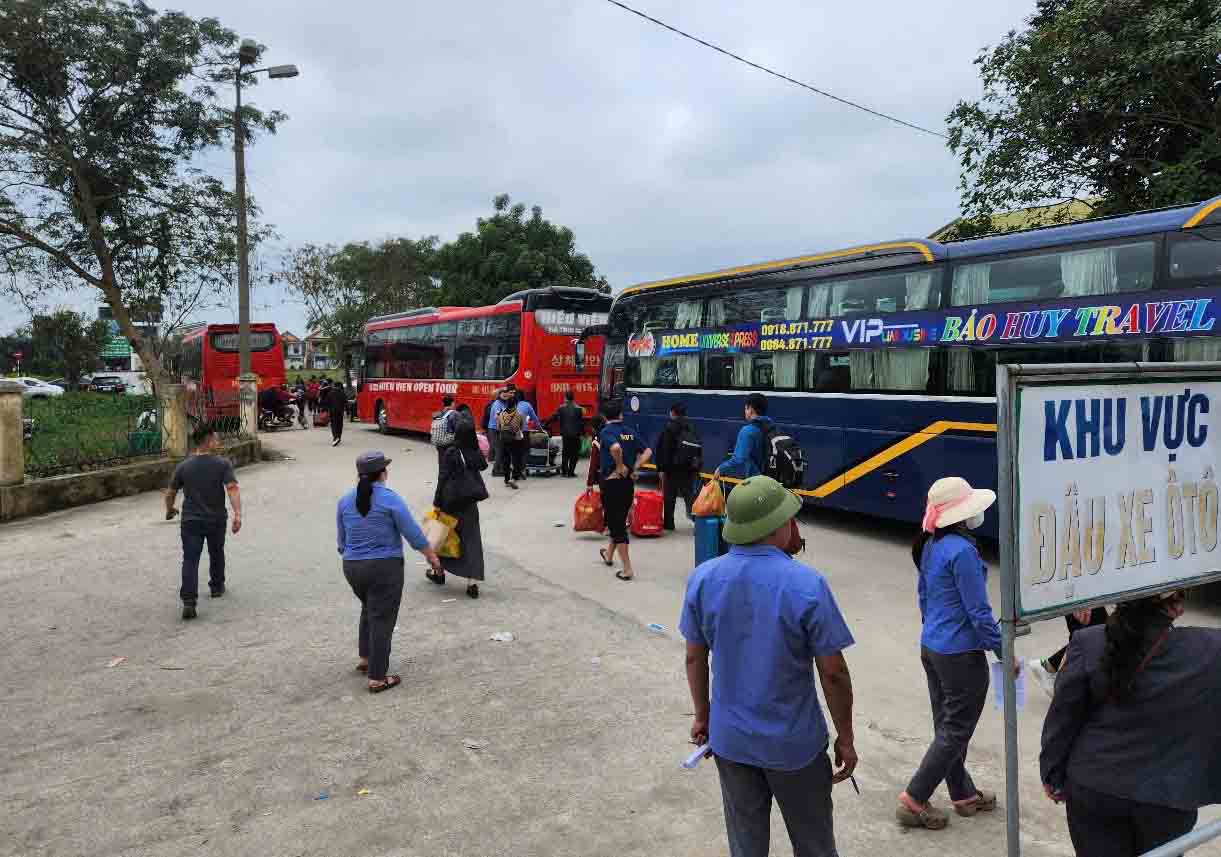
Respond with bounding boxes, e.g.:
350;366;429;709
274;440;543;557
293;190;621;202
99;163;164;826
490;632;515;643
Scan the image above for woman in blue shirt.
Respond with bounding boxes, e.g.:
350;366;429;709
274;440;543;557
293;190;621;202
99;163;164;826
337;450;443;693
897;476;1003;829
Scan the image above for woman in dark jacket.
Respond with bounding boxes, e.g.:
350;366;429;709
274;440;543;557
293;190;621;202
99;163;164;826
429;408;488;599
1040;590;1221;857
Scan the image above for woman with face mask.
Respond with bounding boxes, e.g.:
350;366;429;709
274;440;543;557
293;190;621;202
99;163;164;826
897;476;1004;830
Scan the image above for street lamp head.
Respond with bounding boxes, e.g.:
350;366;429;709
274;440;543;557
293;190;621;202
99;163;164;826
238;39;259;66
267;64;300;79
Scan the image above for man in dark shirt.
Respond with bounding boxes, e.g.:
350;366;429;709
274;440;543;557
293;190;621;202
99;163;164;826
548;390;586;477
655;402;699;530
323;381;347;446
165;424;242;619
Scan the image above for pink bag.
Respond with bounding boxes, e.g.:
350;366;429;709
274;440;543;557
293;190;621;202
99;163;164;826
477;432;491;460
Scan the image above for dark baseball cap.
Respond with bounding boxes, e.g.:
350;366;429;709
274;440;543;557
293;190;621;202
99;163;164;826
356;450;392;475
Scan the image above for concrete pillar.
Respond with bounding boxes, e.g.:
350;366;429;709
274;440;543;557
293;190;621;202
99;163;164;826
0;380;25;486
238;373;259;436
158;383;188;458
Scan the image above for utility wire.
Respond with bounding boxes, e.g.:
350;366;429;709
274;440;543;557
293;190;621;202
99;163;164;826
602;0;948;140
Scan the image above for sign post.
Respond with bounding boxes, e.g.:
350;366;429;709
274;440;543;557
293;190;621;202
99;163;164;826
996;361;1221;857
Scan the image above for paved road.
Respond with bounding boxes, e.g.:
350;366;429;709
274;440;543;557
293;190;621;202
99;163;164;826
3;421;1219;856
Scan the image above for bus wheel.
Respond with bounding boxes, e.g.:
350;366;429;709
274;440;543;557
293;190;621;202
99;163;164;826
375;402;387;434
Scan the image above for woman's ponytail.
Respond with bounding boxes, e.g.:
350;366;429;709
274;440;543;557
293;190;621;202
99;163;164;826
356;472;380;516
1098;596;1172;703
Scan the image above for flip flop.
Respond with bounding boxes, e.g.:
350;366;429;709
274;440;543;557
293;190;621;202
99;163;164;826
598;548;614;567
615;571;634;581
368;675;401;694
954;790;997;817
896;801;949;830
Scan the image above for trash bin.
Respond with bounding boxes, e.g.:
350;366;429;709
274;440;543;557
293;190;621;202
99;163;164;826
127;430;162;456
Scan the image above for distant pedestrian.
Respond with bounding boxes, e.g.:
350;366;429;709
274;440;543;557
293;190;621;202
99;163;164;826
681;475;857;857
323;381;348;446
596;400;652;581
164;423;242;620
1027;607;1109;698
655;402;700;530
306;377;321;415
898;476;1004;830
482;393;499;474
494;389;525;488
513;391;543;480
548;390;585;477
1040;590;1221;857
586;414;606;490
715;392;773;483
432;394;458;468
336;451;442;693
431;411;489;599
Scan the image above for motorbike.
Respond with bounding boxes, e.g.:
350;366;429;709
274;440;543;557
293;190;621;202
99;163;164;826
258;405;301;432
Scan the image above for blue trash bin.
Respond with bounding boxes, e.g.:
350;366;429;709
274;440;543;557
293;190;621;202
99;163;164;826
693;515;728;567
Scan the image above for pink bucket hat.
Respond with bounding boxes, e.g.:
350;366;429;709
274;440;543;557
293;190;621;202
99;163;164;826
922;476;997;533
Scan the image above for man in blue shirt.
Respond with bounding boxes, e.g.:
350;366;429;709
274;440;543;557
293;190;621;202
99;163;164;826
597;400;652;580
715;392;773;481
681;475;857;857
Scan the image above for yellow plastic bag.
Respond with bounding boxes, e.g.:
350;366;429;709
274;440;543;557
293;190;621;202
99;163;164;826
423;507;461;558
692;479;726;518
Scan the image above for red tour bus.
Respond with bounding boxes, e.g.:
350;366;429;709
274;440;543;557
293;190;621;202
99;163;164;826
357;287;611;434
179;323;287;420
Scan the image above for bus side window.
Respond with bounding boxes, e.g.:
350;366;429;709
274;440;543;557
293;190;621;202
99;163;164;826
1169;228;1221;281
804;353;850;392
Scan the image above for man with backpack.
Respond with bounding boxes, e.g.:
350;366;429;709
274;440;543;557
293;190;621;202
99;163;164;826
431;395;458;468
655;402;701;530
548;390;586;477
715;393;806;491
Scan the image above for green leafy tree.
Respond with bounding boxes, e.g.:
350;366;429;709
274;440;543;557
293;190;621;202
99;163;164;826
947;0;1221;233
23;309;109;382
0;0;284;387
433;194;610;306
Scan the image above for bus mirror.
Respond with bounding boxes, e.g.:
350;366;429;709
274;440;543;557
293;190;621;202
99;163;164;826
573;339;586;371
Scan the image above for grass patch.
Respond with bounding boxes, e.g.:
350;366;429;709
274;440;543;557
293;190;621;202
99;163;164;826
23;392;160;478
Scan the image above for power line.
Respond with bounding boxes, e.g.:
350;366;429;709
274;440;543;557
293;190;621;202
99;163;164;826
602;0;948;140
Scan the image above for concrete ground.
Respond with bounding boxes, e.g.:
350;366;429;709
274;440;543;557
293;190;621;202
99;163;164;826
2;421;1218;857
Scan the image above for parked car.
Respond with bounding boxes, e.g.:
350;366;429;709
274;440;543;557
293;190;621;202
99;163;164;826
88;375;127;394
14;377;64;398
49;377;89;392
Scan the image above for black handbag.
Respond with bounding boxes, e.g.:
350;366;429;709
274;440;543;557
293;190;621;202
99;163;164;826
441;451;489;510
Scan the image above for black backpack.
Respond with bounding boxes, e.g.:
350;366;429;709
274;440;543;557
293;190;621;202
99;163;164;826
761;424;807;489
672;421;703;471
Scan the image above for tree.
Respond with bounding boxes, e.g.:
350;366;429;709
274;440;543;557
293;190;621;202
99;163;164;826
280;236;438;357
0;0;284;388
433;194;610;306
947;0;1221;232
23;309;109;382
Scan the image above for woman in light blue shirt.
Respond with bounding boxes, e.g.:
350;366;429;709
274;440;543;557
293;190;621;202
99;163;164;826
337;450;442;693
897;476;1003;830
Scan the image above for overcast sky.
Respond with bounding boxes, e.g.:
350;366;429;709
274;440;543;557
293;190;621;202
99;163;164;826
2;0;1037;336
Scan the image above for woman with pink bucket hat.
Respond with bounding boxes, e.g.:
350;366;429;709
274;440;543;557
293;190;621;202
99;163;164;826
897;476;1011;830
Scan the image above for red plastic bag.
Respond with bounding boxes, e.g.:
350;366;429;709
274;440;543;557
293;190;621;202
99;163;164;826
573;488;604;532
629;489;664;538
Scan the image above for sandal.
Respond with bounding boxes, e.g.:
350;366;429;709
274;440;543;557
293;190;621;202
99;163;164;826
953;790;997;817
615;571;634;581
426;570;445;585
896;801;949;830
466;584;479;599
368;675;401;694
598;548;614;567
355;662;369;673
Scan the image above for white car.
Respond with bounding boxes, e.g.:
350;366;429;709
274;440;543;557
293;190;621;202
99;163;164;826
14;377;65;398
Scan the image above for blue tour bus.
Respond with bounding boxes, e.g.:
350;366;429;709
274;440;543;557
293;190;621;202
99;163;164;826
591;196;1221;537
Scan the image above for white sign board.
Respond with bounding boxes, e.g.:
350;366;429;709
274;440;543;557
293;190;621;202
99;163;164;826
1010;370;1221;618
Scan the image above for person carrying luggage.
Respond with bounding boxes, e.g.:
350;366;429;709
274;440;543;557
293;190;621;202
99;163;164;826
495;390;526;488
655;402;700;530
548;390;586;477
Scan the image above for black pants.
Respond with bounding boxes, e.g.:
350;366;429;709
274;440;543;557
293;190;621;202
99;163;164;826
561;434;581;476
500;436;524;483
342;557;404;681
180;519;226;603
602;477;634;544
662;470;696;528
907;647;989;803
715;753;839;857
1066;781;1197;857
329;409;344;441
1048;607;1109;670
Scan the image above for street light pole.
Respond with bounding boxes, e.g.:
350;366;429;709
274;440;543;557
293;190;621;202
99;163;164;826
233;51;252;376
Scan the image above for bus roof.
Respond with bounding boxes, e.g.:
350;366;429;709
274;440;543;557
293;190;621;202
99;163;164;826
181;322;279;342
365;302;520;331
617;195;1221;298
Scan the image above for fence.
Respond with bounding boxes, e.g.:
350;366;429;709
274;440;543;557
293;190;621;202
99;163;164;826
23;392;162;479
183;385;254;440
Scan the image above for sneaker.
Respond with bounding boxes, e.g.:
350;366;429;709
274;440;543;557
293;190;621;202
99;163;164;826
331;437;340;447
1028;658;1056;698
182;603;197;620
210;586;225;598
508;481;519;490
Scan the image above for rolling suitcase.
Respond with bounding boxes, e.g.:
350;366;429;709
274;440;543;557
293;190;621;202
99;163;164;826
694;516;728;566
313;411;330;427
628;489;664;538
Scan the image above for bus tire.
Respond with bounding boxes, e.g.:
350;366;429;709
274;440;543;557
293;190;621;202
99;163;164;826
375;401;388;434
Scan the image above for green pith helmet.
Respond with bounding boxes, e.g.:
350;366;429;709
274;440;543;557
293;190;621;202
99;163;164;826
722;476;803;545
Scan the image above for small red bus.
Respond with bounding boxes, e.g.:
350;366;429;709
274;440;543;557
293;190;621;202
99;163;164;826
179;323;287;420
356;287;611;434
